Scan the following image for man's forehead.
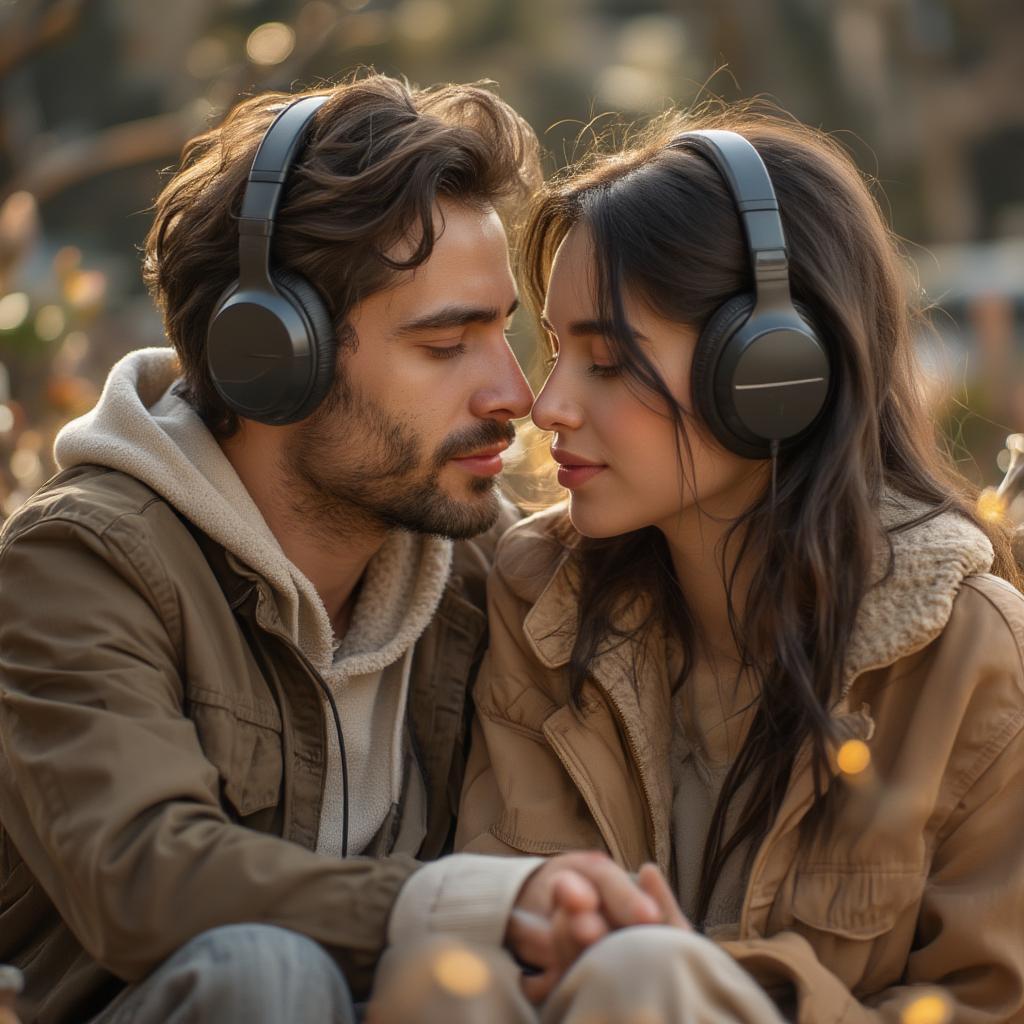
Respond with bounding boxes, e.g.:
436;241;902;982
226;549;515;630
382;198;506;266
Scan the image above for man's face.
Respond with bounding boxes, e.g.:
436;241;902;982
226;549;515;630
281;199;533;540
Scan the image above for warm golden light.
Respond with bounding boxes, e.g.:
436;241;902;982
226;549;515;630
837;739;871;775
976;487;1006;523
246;22;296;66
65;269;107;310
432;948;491;997
901;991;953;1024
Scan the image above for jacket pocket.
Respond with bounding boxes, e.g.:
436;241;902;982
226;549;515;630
789;865;926;940
188;689;283;819
489;806;603;856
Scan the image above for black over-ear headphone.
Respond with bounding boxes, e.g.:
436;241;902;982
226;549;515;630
207;94;336;426
669;130;831;459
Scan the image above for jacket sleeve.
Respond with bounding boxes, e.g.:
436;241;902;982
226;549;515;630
0;516;417;997
718;713;1024;1024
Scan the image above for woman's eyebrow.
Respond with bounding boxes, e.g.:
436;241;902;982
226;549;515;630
539;314;647;341
396;297;519;336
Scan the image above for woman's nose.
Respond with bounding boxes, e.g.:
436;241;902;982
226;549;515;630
531;367;584;433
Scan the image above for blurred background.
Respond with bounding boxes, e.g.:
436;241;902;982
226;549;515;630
0;0;1022;520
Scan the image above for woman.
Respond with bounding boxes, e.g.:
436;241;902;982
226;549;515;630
454;106;1024;1022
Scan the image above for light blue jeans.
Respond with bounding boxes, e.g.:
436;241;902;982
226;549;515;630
89;923;357;1024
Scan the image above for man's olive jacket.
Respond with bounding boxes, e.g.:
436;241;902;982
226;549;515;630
0;464;508;1023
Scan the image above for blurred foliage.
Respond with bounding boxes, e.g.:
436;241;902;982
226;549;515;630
1;0;1023;519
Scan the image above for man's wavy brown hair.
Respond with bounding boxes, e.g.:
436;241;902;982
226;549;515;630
143;72;540;437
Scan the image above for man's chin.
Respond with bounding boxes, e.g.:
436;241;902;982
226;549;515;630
428;483;501;539
371;479;501;540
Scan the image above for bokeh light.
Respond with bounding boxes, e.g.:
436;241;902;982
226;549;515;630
431;947;491;998
246;22;296;65
34;305;66;342
977;487;1006;523
0;294;29;332
901;991;954;1024
837;739;872;775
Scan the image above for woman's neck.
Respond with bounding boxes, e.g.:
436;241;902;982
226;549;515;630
657;496;760;668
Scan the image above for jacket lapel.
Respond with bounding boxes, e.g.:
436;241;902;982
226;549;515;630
525;555;674;873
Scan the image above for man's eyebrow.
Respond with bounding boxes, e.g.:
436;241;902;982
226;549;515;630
395;297;519;336
539;315;647;341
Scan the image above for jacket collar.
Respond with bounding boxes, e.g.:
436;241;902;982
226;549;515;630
523;492;995;697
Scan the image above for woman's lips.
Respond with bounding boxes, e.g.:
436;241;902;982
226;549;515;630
551;448;607;490
556;464;607;489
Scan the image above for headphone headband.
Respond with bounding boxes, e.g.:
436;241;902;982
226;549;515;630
669;130;792;312
668;129;831;457
237;95;328;289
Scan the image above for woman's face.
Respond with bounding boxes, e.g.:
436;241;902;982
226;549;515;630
532;224;766;540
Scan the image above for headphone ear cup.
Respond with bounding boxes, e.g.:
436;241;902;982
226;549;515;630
691;293;755;449
272;269;337;423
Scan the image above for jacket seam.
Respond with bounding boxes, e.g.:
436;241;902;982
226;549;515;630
100;507;185;669
935;705;1024;844
961;575;1024;678
475;703;548;742
0;508;185;679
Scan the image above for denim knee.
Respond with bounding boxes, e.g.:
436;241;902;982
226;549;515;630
98;922;356;1024
184;923;352;1011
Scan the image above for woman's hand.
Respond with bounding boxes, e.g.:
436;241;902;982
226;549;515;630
508;851;663;1003
636;862;692;930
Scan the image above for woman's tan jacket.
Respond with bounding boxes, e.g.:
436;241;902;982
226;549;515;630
455;499;1024;1023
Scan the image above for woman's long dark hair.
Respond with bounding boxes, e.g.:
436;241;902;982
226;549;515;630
520;103;1022;929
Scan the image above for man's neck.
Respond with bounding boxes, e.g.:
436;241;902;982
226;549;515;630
219;427;387;639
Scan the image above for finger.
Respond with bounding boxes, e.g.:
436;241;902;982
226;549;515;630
550;904;585;972
506;907;557;969
577;859;662;928
521;967;561;1006
637;863;692;930
567;908;610;948
551;870;601;914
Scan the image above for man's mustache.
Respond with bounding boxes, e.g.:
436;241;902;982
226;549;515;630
433;420;517;467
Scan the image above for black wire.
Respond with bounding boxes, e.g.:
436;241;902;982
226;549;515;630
770;438;780;505
310;673;349;858
236;605;350;858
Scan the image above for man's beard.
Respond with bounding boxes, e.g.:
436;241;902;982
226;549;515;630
280;369;515;541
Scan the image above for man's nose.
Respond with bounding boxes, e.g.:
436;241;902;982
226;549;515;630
469;342;535;421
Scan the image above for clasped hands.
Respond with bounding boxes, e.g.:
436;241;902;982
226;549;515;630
507;852;691;1004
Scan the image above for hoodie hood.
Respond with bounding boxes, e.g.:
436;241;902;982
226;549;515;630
54;346;453;674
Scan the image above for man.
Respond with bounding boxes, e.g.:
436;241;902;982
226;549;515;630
0;75;664;1024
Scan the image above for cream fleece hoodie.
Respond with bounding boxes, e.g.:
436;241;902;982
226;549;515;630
54;346;542;949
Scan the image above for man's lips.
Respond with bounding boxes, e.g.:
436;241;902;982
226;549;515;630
450;441;509;477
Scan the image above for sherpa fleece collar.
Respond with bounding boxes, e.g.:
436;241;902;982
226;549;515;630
523;492;995;698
